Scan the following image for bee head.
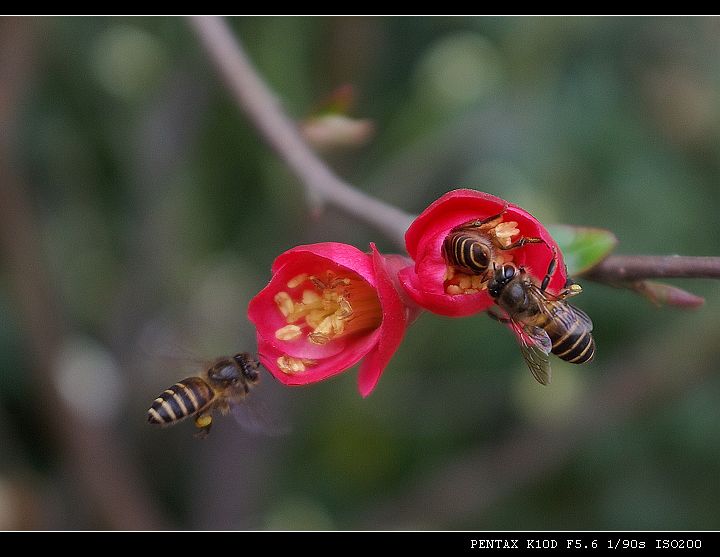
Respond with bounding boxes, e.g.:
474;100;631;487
488;264;517;298
233;352;261;383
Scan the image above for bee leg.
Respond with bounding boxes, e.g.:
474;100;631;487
498;236;546;251
558;270;583;298
540;249;559;292
194;413;213;439
540;256;584;299
452;203;508;232
309;277;328;290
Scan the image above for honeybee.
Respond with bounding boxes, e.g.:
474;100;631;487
487;257;595;385
443;204;545;280
147;352;263;438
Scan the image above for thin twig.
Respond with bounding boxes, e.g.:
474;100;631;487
585;254;720;282
188;16;413;249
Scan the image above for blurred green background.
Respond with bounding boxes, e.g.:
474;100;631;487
1;16;719;530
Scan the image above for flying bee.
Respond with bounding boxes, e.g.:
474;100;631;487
443;204;545;281
487;255;595;385
147;352;263;438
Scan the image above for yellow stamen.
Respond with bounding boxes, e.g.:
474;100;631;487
458;275;472;290
337;297;353;319
494;221;519;238
274;292;294;317
446;284;462;295
275;324;302;341
302;289;321;304
277;355;315;375
287;274;309;288
275;269;382;346
306;309;326;328
494;221;520;248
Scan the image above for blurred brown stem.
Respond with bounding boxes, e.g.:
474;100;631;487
0;18;167;530
188;16;413;249
585;254;720;282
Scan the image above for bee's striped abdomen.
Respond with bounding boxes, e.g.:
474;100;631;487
147;377;214;426
548;318;595;365
443;233;491;274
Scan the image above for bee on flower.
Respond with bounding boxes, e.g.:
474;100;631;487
399;189;569;317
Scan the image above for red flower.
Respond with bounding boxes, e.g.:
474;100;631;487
398;189;567;317
247;242;417;397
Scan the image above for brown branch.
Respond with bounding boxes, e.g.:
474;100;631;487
585;254;720;282
188;16;414;249
0;18;167;530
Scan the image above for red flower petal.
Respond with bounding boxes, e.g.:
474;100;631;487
271;242;375;284
357;244;413;397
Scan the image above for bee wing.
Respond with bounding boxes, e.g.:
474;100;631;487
568;304;594;332
526;283;594;333
506;318;553;386
228;377;292;437
230;399;291;437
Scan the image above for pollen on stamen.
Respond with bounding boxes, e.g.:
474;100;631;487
308;333;329;345
470;275;484;289
458;275;472;290
446;284;463;295
306;309;326;329
445;270;490;296
494;221;520;248
287;273;309;289
274;292;294;317
337;298;353;319
277;355;315;375
302;289;322;304
494;221;519;238
309;316;335;345
275;324;303;341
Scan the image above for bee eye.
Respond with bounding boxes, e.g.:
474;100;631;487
503;265;515;280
